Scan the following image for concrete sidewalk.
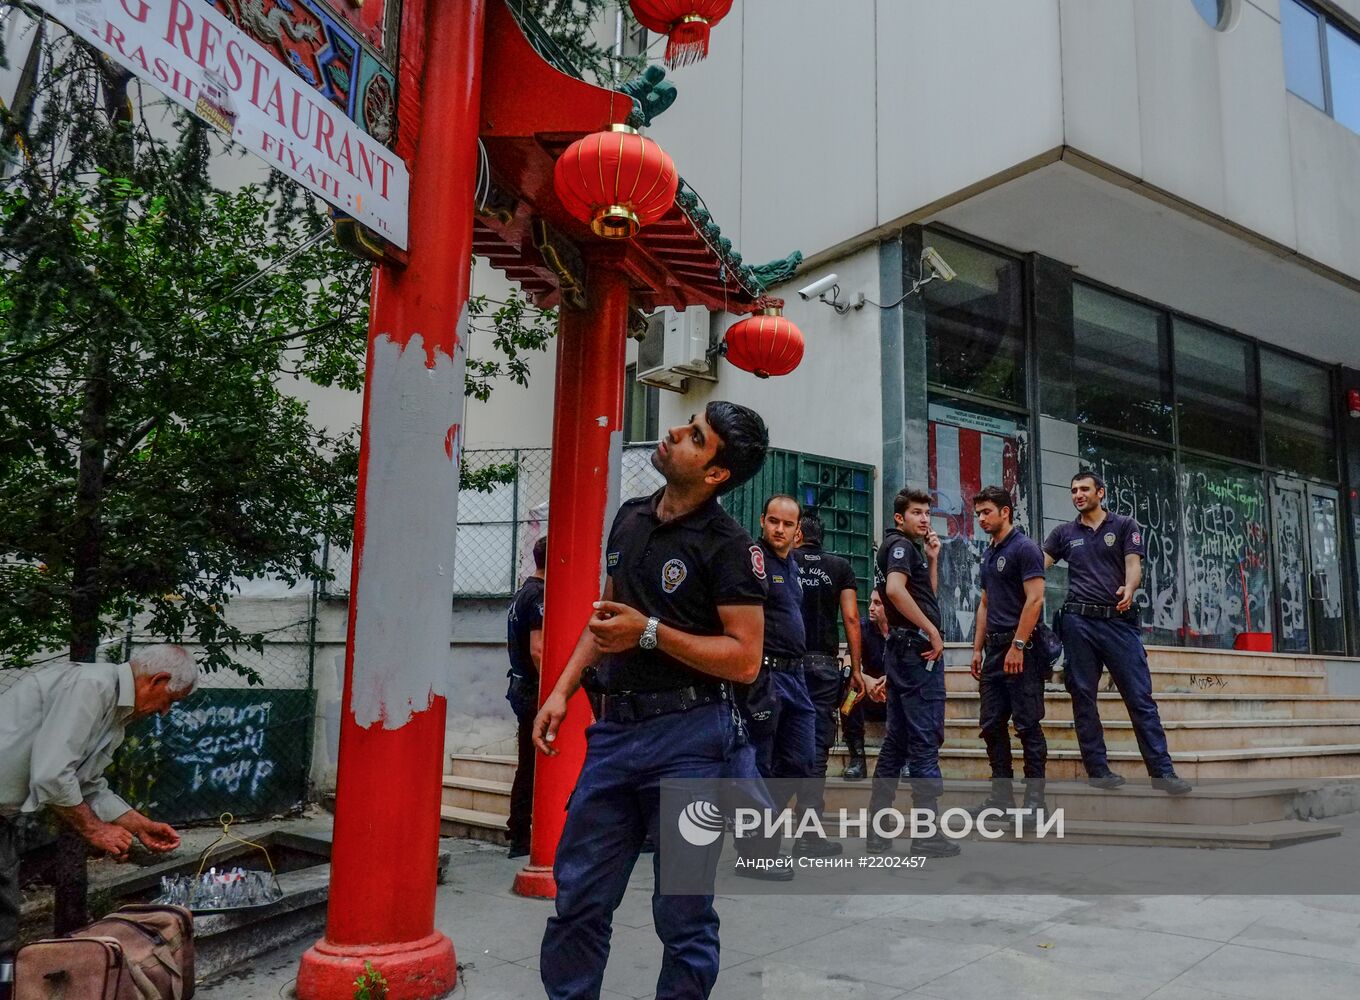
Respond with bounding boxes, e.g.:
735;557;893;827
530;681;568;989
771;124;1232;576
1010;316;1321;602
199;821;1360;1000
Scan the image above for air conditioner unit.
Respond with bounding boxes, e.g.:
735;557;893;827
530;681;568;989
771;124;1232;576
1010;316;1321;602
636;306;717;392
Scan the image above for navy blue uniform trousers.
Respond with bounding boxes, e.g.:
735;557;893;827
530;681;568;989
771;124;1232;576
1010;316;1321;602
868;634;945;820
1060;613;1174;777
541;701;756;1000
978;644;1047;780
748;668;817;782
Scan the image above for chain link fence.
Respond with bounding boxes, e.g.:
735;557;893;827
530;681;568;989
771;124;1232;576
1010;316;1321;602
323;444;665;598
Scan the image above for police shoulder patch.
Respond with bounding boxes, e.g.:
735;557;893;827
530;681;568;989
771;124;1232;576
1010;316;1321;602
662;558;687;594
892;546;906;559
607;551;620;568
750;545;767;580
1132;531;1142;545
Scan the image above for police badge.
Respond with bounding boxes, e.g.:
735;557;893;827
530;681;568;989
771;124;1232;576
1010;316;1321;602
661;558;687;594
1104;532;1117;546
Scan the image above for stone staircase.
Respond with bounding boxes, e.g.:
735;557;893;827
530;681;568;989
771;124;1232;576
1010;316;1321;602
441;646;1360;848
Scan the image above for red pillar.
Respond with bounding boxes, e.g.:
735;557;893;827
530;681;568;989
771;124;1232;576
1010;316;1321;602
296;3;486;998
514;258;631;898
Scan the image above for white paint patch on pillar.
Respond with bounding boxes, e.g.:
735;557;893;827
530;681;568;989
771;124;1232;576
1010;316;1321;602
600;428;623;593
350;319;467;730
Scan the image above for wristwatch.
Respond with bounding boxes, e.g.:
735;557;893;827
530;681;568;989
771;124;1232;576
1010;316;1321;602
639;617;661;650
1012;637;1028;650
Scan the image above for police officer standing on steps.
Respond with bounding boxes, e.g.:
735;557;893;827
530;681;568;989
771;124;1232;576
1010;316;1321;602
504;534;547;860
866;487;960;858
792;514;864;842
967;486;1048;820
842;590;890;780
534;401;769;1000
1043;471;1192;795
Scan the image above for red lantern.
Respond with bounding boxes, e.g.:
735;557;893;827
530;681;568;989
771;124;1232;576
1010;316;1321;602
723;306;805;379
553;124;678;240
630;0;734;68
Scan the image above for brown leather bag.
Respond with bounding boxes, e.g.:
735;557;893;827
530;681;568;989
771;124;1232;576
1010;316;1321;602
16;904;194;1000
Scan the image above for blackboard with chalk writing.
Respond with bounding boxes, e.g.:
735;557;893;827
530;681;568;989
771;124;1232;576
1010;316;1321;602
111;688;314;825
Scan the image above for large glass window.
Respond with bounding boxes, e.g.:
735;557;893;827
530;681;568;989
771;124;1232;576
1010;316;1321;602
1174;320;1259;463
1180;459;1272;649
1072;284;1173;440
1076;430;1183;646
1328;23;1360;133
1283;0;1327;109
926;398;1030;642
1261;350;1336;480
922;235;1026;404
624;364;659;442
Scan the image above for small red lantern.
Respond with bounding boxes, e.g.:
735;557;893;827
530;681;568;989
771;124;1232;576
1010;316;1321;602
1348;388;1360;418
630;0;734;68
723;305;805;379
553;124;678;240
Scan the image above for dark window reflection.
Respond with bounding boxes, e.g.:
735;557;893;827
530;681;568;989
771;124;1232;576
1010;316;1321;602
1175;320;1260;463
1072;284;1173;439
923;235;1026;404
1261;350;1336;481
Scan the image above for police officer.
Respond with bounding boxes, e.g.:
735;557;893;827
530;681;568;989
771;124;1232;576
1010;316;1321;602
1043;471;1191;795
967;487;1048;819
841;590;889;780
534;401;769;1000
792;515;864;833
504;535;546;859
865;487;960;858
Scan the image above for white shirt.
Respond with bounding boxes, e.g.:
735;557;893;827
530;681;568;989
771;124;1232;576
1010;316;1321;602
0;661;136;822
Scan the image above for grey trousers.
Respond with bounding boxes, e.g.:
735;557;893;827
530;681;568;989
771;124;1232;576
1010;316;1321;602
0;818;18;958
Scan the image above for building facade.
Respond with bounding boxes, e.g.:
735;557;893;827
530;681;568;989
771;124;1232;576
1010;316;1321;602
629;0;1360;656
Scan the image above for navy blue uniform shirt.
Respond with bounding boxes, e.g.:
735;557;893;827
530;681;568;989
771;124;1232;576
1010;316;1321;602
859;616;887;677
980;527;1045;632
794;545;858;656
760;540;807;659
1043;511;1146;606
506;575;545;682
874;528;942;631
601;490;768;692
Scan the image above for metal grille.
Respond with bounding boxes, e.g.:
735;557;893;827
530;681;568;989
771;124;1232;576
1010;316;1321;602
322;444;666;599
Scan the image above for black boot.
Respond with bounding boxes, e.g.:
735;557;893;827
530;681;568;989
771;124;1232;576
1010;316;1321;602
795;834;844;858
1151;772;1192;795
841;734;867;781
865;832;893;854
1088;769;1126;789
967;777;1016;819
911;832;962;858
1013;779;1047;828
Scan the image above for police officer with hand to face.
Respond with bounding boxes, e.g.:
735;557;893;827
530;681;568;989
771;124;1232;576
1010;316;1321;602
533;401;770;1000
1043;471;1191;795
504;534;547;859
865;487;960;858
841;590;889;780
968;487;1048;820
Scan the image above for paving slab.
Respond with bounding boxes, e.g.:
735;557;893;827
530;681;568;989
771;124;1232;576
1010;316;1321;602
1169;942;1360;998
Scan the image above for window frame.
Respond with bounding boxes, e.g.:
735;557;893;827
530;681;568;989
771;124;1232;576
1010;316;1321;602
1284;0;1360;130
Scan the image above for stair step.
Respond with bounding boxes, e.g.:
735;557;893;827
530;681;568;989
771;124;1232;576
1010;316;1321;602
942;666;1325;695
439;804;508;844
448;753;517;782
827;744;1360;781
940;717;1360;751
992;817;1341;849
441;775;513;814
821;778;1314;825
942;693;1360;722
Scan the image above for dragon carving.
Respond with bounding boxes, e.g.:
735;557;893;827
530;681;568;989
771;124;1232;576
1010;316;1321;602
220;0;322;46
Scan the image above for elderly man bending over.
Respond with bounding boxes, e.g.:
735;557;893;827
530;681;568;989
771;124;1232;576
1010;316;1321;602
0;644;199;990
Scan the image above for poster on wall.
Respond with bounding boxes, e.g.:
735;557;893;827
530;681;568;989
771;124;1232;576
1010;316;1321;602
927;402;1028;642
1180;462;1272;649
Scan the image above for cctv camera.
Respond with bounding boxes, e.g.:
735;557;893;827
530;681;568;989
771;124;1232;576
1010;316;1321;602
797;273;840;301
921;247;957;283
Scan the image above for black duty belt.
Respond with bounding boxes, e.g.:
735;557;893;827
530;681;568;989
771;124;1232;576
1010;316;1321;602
762;654;801;673
985;630;1018;650
887;627;928;643
1063;601;1130;620
801;653;841;669
595;683;728;724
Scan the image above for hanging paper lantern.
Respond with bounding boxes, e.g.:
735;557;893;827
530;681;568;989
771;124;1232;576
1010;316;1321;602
630;0;734;68
723;306;805;379
553;123;678;240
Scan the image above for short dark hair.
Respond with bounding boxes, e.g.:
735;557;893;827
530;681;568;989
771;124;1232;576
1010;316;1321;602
799;514;824;546
705;400;768;495
763;494;800;517
893;487;933;516
532;535;548;570
972;486;1014;519
1071;470;1105;491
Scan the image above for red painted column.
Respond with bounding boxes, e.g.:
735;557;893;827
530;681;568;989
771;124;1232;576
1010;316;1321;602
514;258;631;898
296;3;486;998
